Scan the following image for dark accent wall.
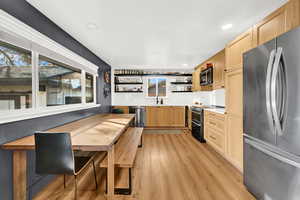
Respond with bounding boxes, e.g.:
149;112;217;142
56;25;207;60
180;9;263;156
0;0;112;199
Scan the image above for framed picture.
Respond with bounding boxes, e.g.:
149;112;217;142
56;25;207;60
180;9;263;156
104;71;110;83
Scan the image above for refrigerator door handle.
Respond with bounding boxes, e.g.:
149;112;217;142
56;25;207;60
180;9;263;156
278;48;287;131
271;47;287;136
245;139;300;168
266;49;276;133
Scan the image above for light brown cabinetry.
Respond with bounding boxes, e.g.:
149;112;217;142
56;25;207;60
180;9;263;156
225;26;252;172
192;67;201;91
201;0;300;173
253;4;291;46
288;0;300;29
225;69;243;171
225;29;253;71
225;69;243;117
193;49;225;92
188;108;192;130
252;0;300;47
204;111;226;155
212;50;225;90
226;114;243;171
146;106;185;127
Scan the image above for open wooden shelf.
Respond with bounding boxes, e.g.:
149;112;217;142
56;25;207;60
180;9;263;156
115;91;143;93
171;91;193;93
115;73;192;77
170;82;192;85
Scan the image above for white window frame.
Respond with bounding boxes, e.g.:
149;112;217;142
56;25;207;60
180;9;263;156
84;71;97;104
146;77;167;98
0;10;100;124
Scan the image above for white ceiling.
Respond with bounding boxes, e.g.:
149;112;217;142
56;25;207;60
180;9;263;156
27;0;287;69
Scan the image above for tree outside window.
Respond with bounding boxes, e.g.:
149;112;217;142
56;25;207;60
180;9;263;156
147;77;166;97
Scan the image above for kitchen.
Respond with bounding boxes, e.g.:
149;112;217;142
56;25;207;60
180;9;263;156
1;0;300;200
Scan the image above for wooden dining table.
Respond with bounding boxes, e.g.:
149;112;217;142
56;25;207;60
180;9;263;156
1;113;135;200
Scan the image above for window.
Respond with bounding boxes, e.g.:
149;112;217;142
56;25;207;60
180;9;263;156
0;19;99;124
39;55;82;107
147;78;166;97
0;40;32;111
86;73;94;103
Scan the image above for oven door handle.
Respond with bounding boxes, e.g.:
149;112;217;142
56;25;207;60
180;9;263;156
192;121;202;126
191;111;202;114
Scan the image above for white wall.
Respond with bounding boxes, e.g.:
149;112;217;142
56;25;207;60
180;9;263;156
112;74;213;106
211;89;225;107
111;68;225;106
112;90;212;106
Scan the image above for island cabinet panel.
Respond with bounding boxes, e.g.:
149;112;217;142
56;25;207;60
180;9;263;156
146;106;185;127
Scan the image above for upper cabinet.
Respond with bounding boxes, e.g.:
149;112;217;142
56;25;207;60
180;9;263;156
288;0;300;29
212;50;225;90
192;67;201;91
192;49;225;92
253;4;290;46
225;29;253;72
253;0;300;47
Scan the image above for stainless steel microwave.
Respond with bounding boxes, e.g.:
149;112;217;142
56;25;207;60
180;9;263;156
200;67;213;86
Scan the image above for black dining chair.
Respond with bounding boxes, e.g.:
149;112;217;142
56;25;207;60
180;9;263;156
34;132;98;199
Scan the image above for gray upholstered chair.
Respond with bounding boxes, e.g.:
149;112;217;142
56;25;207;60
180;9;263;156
34;132;98;199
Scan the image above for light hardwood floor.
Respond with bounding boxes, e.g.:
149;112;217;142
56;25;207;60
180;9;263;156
34;132;255;200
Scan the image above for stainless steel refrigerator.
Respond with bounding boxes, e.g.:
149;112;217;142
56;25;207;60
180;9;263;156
244;27;300;200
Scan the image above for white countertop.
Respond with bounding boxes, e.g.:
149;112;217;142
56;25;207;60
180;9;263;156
204;108;226;114
190;104;226;114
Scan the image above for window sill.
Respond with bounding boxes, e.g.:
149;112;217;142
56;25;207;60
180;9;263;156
0;104;100;125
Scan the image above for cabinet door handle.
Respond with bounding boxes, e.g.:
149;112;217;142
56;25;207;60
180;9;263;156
209;135;217;140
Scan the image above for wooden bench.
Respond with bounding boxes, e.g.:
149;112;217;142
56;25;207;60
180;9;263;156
100;127;143;195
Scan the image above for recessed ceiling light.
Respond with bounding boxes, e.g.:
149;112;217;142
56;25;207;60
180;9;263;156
222;24;233;30
87;23;98;30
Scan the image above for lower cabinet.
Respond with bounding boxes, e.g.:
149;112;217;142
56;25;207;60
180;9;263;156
146;106;185;127
204;111;226;155
226;114;243;171
204;110;243;172
225;68;243;172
